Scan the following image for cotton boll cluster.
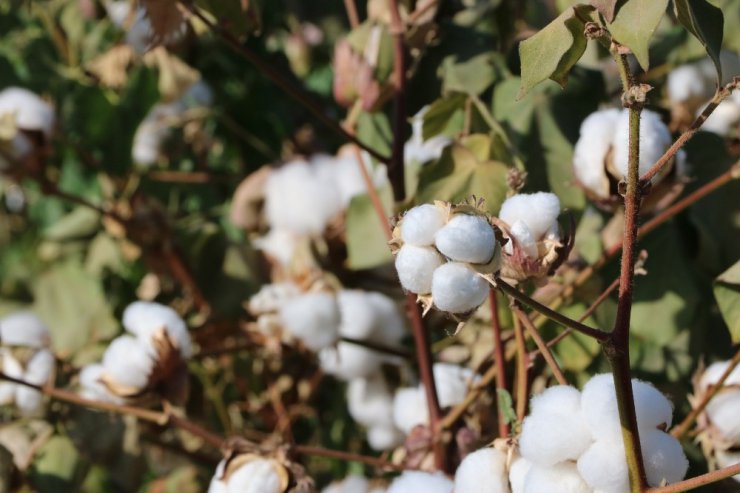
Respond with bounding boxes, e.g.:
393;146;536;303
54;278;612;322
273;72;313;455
496;192;567;283
0;87;56;171
386;471;453;493
0;311;55;415
132;81;214;166
79;301;192;403
404;106;452;165
666;51;740;111
322;474;387;493
572;108;687;212
516;376;687;492
693;360;740;482
391;201;500;317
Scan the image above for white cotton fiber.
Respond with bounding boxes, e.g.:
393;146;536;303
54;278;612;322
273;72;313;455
454;447;509;493
505;220;538;258
519;407;593;465
529;385;582;416
279;292;340;351
366;292;406;344
667;65;710;103
715;449;740;484
322;475;370;493
22;349;54;386
101;335;155;392
499;192;561;242
705;391;740;443
0;349;22;405
393;386;428;434
577;438;629;493
79;363;122;403
523;462;590;493
433;363;477;409
573;108;621;199
367;423;404;451
252;229;298;266
431;262;489;314
699;100;739;137
0;87;56;137
132;102;180;166
224;458;283;493
0;311;50;348
337;290;381;339
435;214;496;264
347;373;394;427
123;301;192;358
247;282;301;315
612;110;672;181
395;244;445;294
641;429;688;487
631;379;673;431
404;106;452;165
509;456;533;493
319;342;383;381
701;360;740;389
387;471;453;493
401;204;445;246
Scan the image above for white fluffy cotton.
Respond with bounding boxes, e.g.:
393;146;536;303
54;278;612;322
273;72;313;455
319;342;384;381
641;429;689;487
252;229;299;267
612;110;672;181
0;311;50;348
509;456;532;493
431;262;488;314
322;475;371;493
367;423;404;451
699;100;739;136
101;335;155;392
498;193;561;259
435;214;496;264
572;108;621;199
400;204;445;246
392;386;427;434
395;244;445;295
208;458;283;493
248;282;301;315
387;471;453;493
577;437;629;493
279;292;340;351
404;106;452;165
701;360;740;389
131;103;179;165
347;373;395;428
705;391;740;444
122;301;192;358
79;363;122;403
523;462;590;493
667;64;711;103
0;87;56;137
454;447;509;493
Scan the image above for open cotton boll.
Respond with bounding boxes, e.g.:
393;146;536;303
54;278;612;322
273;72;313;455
224;459;284;493
698;100;739;137
612;110;672;181
367;423;404;451
0;349;23;405
667;65;711;103
248;282;301;315
431;262;488;314
404;106;452;165
347;373;395;427
504;220;537;258
519;406;593;465
131;103;180;166
337;290;382;339
79;363;122;403
393;386;427;434
499;192;561;241
577;438;629;493
523;462;590;493
322;475;370;493
701;360;740;389
509;456;532;493
264;160;343;235
401;204;445;246
395;244;445;294
102;335;155;392
433;363;477;408
0;87;56;137
14;349;54;414
572;108;621;199
0;311;50;348
319;343;384;381
279;292;340;351
631;379;673;431
315;152;387;208
252;229;299;267
715;449;740;483
454;447;509;493
641;429;688;486
529;385;582;416
122;301;192;358
387;471;453;493
705;391;740;443
435;214;495;264
365;292;406;344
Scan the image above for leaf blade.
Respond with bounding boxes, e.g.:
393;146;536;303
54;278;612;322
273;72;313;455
608;0;670;71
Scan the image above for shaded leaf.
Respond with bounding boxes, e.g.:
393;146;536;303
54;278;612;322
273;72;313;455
422;93;467;141
673;0;724;83
441;52;498;95
345;187;393;270
30;436;80;492
43;207;100;241
714;260;740;343
518;5;595;98
591;0;623;22
496;388;517;425
608;0;670;71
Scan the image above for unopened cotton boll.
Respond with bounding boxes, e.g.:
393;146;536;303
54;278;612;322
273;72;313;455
395;244;445;294
279;292;340;351
577;438;629;493
523;462;590;493
122;301;192;358
400;204;445;246
319;342;384;380
641;429;688;486
612;110;672;181
387;471;453;493
0;311;50;348
393;386;427;434
705;391;740;443
0;87;56;137
454;447;509;493
435;214;496;264
431;262;488;314
572;108;621;199
499;192;561;242
101;335;155;393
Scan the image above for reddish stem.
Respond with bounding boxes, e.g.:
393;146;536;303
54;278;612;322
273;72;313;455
489;290;509;437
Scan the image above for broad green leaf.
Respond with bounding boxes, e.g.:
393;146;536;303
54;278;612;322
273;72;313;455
608;0;669;71
714;260;740;343
357;112;393;159
416;141;509;215
441;52;498;95
518;5;595;98
43;207;100;241
673;0;724;82
30;436;80;492
345;186;394;270
590;0;622;22
422;93;467;141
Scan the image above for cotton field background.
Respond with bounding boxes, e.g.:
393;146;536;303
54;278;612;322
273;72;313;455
0;0;739;492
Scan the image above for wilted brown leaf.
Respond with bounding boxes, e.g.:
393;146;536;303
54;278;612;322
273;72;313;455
87;45;135;89
141;0;188;44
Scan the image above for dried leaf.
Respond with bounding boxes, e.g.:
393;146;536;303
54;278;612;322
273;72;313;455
143;47;201;102
86;45;135;89
141;0;188;44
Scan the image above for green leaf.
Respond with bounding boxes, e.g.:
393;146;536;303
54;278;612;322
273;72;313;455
416;139;509;215
345;187;394;270
357;112;393;159
714;260;740;343
591;0;623;22
30;436;80;492
43;207;100;241
517;5;595;98
422;93;467;141
608;0;670;71
441;52;498;95
496;388;517;425
673;0;725;83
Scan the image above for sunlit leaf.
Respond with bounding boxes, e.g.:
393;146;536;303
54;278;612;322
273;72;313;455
714;260;740;343
607;0;669;71
673;0;724;83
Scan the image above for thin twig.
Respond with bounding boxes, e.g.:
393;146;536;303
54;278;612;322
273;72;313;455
340;336;412;359
348;144;392;240
342;0;360;28
513;314;528;423
512;302;567;385
386;0;409;201
489;290;509;437
645;463;740;493
292;445;405;471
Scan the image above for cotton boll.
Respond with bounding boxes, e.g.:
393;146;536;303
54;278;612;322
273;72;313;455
387;471;453;493
393;386;427;434
395;244;445;294
519;409;593;465
131;103;180;166
454;447;509;493
504;220;537;259
529;385;582;416
705;391;740;443
0;87;56;137
0;349;23;405
431;262;488;314
104;0;131;27
715;449;740;483
347;373;394;427
573;108;621;199
79;363;122;403
509;456;533;493
435;214;496;264
613;110;672;181
319;343;383;380
225;459;284;493
523;462;590;493
641;429;688;487
667;65;711;103
701;360;740;389
102;335;155;392
433;363;477;409
365;292;406;344
248;282;301;315
122;301;192;358
631;379;673;431
22;349;54;386
15;386;43;415
499;192;561;241
207;460;228;493
404;107;451;165
279;293;340;351
337;290;380;339
401;204;445;246
322;475;370;493
367;423;404;451
698;100;739;137
0;311;50;348
577;438;629;493
252;229;299;266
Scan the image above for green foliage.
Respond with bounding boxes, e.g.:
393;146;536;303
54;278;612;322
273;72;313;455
673;0;725;81
607;0;670;70
714;260;740;343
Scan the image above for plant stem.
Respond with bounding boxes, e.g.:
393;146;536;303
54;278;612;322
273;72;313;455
489;289;510;437
645;463;740;493
349;144;393;240
512;302;567;385
340;335;412;359
292;445;406;471
387;0;409;201
342;0;360;28
513;313;528;423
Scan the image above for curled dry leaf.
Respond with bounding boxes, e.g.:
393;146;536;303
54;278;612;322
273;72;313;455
86;45;135;89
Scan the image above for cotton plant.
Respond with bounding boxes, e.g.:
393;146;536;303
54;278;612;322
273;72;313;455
0;311;55;415
0;87;56;172
572;108;688;212
79;301;192;404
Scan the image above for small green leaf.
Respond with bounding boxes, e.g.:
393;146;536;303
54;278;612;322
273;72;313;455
496;388;517;425
345;187;394;270
30;436;80;492
43;207;100;241
518;5;595;98
673;0;725;83
422;93;467;141
441;53;498;95
714;260;740;343
608;0;670;71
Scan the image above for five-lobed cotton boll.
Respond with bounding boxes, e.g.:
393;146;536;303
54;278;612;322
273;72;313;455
454;447;510;493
